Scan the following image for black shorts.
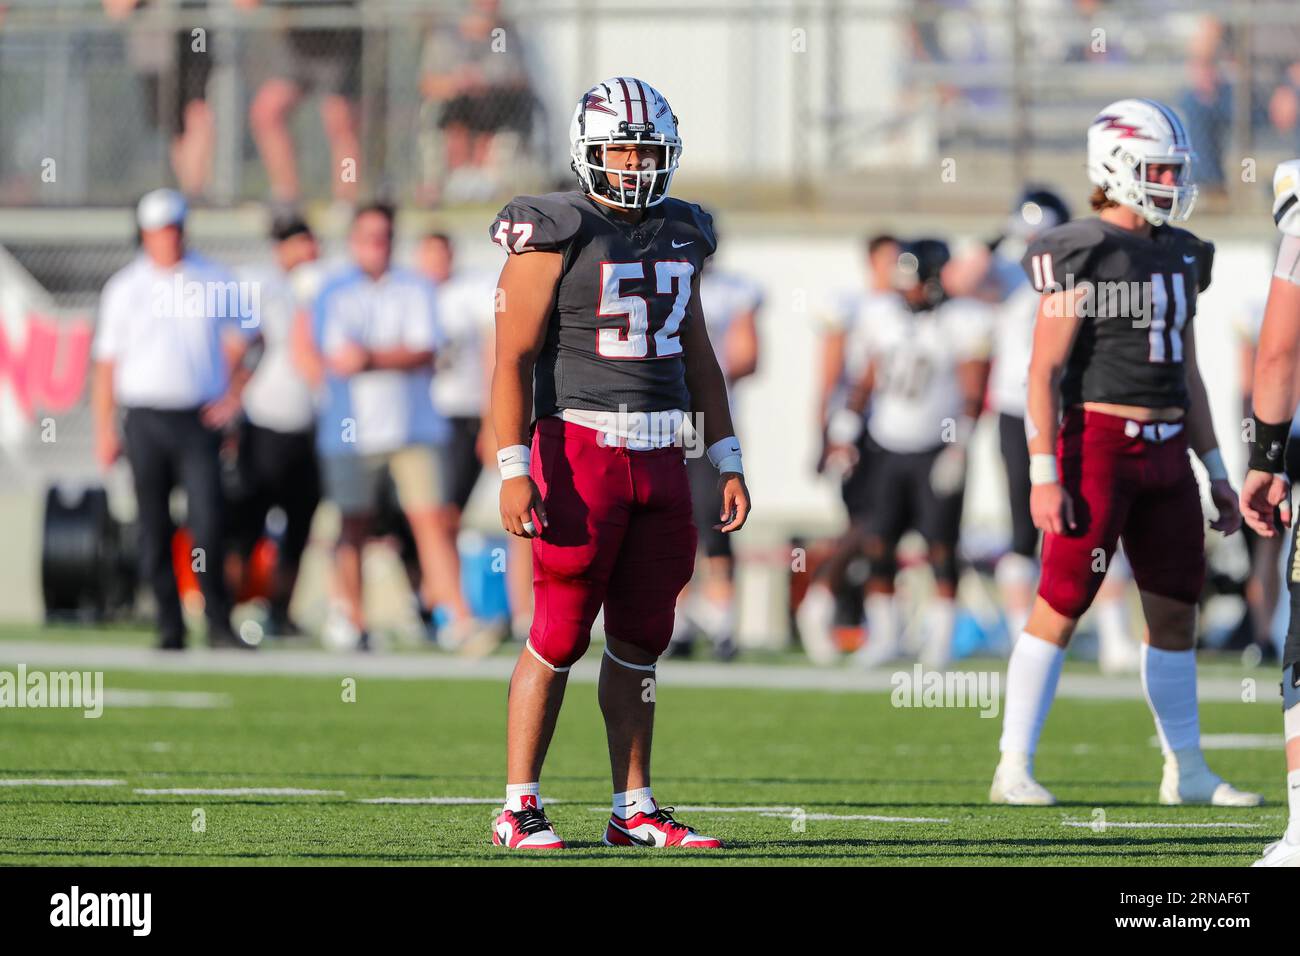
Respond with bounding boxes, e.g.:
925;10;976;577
227;420;321;568
272;29;361;98
688;451;730;560
444;416;484;513
998;412;1038;559
866;445;964;552
138;31;214;135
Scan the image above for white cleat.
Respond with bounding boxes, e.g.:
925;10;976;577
1158;750;1264;807
1252;834;1300;867
989;755;1057;806
852;637;900;670
796;586;841;666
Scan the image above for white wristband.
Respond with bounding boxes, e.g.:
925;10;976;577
1029;453;1059;486
497;444;531;480
1199;448;1228;483
706;437;744;476
827;408;863;446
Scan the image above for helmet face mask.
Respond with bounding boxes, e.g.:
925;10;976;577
571;78;681;209
1087;99;1198;227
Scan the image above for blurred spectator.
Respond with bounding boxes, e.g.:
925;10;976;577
415;232;495;520
90;189;250;650
105;0;216;196
242;0;362;206
225;215;324;636
313;204;499;652
1268;61;1300;155
419;0;535;202
1178;57;1232;196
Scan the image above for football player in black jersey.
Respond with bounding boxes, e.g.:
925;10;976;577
487;78;750;850
989;98;1259;809
1239;159;1300;865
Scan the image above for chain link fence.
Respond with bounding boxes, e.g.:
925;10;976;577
1;1;1298;213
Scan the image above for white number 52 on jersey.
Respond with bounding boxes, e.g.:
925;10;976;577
493;220;534;254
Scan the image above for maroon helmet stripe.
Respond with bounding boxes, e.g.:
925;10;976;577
633;79;649;125
616;77;634;122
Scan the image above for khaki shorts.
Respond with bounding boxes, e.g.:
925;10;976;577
322;445;444;516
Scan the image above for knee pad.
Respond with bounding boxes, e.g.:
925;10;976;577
526;630;591;672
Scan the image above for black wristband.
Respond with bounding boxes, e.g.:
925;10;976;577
1248;417;1293;473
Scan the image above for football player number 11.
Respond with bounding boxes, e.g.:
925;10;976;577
597;260;694;359
1029;254;1189;365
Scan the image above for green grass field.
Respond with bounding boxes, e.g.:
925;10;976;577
0;628;1287;866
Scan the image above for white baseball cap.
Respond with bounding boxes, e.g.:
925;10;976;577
136;189;188;231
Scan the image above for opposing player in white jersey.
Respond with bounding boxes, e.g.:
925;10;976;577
828;238;993;669
798;235;900;664
667;261;761;659
1239;159;1300;866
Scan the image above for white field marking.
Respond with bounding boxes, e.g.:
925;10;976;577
582;805;950;824
103;689;232;709
133;787;344;796
760;812;952;824
0;641;1253;700
0;778;125;787
1061;820;1262;829
587;804;799;814
358;796;559;805
1147;733;1283;751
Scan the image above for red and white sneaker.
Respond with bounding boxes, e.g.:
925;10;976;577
492;800;565;850
603;804;722;848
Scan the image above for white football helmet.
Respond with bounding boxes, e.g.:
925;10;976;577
570;77;680;209
1086;98;1197;226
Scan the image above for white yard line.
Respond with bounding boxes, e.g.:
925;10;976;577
133;787;344;796
1061;820;1262;829
103;689;232;709
0;641;1256;701
0;778;125;787
582;804;949;824
1148;733;1283;750
358;796;557;805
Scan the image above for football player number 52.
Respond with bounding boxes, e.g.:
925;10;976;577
597;260;694;358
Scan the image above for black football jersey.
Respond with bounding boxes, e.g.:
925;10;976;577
1021;217;1214;410
490;190;717;420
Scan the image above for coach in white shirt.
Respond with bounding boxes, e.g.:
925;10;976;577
91;189;250;650
314;203;470;650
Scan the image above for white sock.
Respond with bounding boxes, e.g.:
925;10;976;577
1140;645;1201;755
1286;701;1300;843
865;593;901;655
613;786;656;818
998;633;1066;761
921;597;957;667
505;782;541;812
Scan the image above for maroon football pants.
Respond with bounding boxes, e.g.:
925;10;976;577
527;417;698;670
1038;407;1206;619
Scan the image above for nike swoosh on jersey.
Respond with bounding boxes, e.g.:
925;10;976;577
672;240;693;248
1182;254;1196;263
